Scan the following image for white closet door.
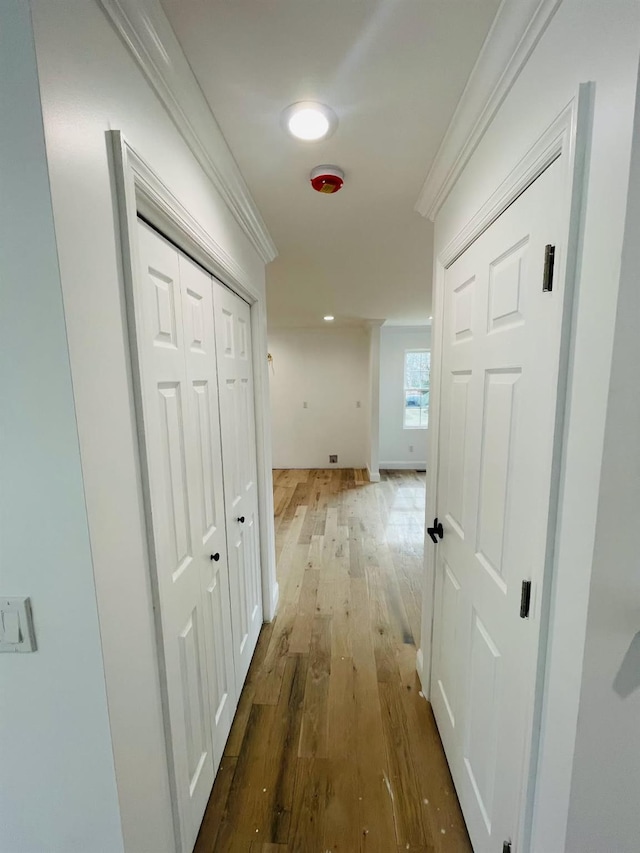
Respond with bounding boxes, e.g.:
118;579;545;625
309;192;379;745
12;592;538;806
134;221;215;852
179;253;236;770
430;160;564;852
213;284;263;688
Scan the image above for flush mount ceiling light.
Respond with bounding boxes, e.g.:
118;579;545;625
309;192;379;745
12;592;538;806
283;102;337;141
323;315;335;321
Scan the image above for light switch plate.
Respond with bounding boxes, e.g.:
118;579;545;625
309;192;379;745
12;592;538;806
0;597;37;653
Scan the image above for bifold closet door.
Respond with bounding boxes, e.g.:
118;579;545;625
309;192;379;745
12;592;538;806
179;254;237;770
213;283;263;689
133;221;236;852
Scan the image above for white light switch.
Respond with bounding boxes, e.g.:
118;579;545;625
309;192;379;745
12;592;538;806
3;611;20;644
0;597;36;653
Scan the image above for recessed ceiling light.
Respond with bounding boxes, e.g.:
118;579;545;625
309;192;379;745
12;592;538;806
283;102;337;141
324;315;335;321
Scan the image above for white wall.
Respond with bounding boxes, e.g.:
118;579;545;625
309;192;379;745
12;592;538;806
423;1;640;850
26;1;270;851
379;325;431;468
269;327;369;469
565;58;640;853
0;3;123;851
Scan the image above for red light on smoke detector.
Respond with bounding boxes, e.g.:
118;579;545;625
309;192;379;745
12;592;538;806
310;165;344;194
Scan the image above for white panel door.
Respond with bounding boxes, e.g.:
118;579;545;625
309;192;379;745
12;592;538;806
134;221;214;853
430;160;564;852
179;253;237;770
213;284;263;688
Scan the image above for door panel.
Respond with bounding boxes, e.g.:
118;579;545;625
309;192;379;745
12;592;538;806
179;609;209;788
135;222;214;852
134;223;239;850
213;284;262;689
430;160;565;852
179;253;237;771
464;612;501;833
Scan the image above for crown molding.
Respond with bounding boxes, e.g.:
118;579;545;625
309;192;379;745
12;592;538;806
97;0;277;264
415;0;563;222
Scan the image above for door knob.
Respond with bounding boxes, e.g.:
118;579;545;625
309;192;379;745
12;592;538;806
237;516;245;524
210;553;220;562
427;517;444;544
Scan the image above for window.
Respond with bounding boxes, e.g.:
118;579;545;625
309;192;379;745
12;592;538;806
403;349;430;429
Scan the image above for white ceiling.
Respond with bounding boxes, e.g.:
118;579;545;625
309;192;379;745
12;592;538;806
161;0;501;327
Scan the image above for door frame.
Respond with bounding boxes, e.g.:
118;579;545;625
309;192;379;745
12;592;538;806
418;84;592;852
108;130;278;849
110;130;278;622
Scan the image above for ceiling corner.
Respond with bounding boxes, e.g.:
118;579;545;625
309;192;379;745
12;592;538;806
415;0;564;222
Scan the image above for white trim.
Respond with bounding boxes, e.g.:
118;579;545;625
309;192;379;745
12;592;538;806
379;462;427;471
421;85;591;852
110;130;278;621
269;581;280;618
381;323;433;332
415;0;563;221
415;648;425;688
367;321;383;483
97;0;277;264
440;97;579;268
109;130;279;847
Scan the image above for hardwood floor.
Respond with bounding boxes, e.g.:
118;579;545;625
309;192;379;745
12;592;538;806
194;469;471;853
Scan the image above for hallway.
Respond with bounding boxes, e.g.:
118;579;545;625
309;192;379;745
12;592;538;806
194;469;471;852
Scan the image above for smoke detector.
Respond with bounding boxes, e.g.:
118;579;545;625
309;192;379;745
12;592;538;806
310;165;344;194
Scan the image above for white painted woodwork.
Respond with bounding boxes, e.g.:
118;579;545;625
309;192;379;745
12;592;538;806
415;0;563;220
135;222;218;852
214;285;263;687
179;253;237;770
430;159;563;852
96;1;277;264
132;221;265;850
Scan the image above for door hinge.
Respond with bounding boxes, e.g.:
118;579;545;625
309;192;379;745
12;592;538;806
520;580;532;619
542;244;555;292
503;842;512;853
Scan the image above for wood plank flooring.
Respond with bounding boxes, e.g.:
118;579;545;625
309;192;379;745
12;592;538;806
195;469;471;853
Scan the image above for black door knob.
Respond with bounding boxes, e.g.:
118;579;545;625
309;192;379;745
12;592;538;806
237;516;245;524
427;517;444;544
210;553;220;562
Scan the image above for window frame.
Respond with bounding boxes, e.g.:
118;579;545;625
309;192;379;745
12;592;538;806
402;348;430;430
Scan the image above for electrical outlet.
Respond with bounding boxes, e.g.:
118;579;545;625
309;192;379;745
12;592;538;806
303;401;308;409
329;454;338;464
356;400;361;408
409;444;414;453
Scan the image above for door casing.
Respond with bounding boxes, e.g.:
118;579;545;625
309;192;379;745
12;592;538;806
418;85;592;853
109;131;278;852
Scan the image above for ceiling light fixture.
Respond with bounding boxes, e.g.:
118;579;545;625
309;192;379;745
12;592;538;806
283;102;337;141
324;315;335;321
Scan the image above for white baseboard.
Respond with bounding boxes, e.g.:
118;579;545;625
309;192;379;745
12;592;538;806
379;461;427;470
366;467;381;483
416;647;425;688
265;581;279;622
